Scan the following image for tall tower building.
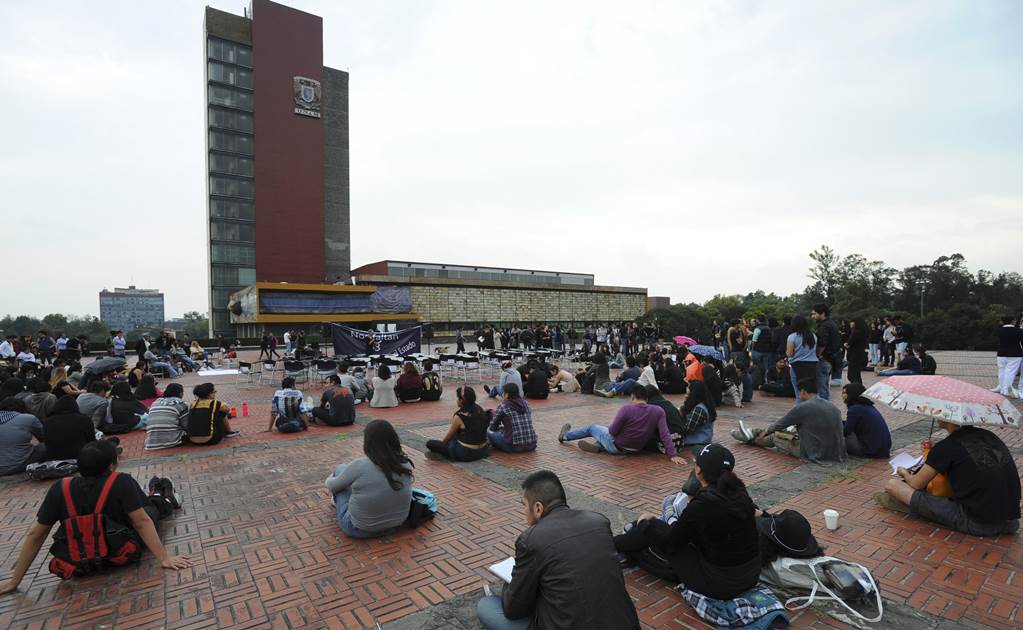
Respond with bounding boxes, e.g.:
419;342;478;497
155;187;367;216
204;0;350;335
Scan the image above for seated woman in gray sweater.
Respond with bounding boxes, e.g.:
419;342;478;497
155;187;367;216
325;420;413;538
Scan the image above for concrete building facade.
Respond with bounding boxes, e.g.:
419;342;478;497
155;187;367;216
99;286;165;332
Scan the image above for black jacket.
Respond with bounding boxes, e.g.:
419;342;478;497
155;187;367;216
997;325;1023;358
502;504;640;630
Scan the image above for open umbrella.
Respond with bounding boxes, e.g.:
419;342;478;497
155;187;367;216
687;344;724;361
673;335;698;346
84;356;127;375
864;375;1020;429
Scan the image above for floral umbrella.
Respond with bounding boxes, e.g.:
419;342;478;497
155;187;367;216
864;375;1020;429
673;335;698;346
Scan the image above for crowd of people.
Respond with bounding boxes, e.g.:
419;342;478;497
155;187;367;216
1;308;1021;628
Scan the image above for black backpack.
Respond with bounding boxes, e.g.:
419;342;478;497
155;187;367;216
406;489;437;528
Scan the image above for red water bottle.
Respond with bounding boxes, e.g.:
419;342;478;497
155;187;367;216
230;406;237;418
242;402;249;417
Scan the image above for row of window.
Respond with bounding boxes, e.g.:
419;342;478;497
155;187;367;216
207;38;252;68
208;85;252;111
210;198;254;221
209;130;253;155
212;266;256;286
209;153;254;177
211;243;255;266
210;176;254;199
208;60;252;89
210;220;255;243
209;108;253;133
384;266;593;285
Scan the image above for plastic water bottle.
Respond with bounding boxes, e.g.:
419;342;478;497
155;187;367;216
242;402;249;417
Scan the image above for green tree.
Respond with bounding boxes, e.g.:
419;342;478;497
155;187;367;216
182;311;210;339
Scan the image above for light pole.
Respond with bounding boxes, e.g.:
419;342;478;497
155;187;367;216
918;280;927;318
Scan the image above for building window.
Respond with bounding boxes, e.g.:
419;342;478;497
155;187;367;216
208;130;254;155
238;268;256;284
210;221;255;242
207;38;252;68
211;243;256;265
209;176;254;198
209;199;254;220
208;85;253;111
208;108;253;133
208;61;253;89
209;153;254;177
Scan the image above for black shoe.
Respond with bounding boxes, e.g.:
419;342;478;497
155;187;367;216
483;385;491;395
158;478;180;509
225;430;241;438
148;475;160;494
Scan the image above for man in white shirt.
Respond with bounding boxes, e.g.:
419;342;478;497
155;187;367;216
284;331;293;354
112;331;127;357
636;356;659;390
0;336;15;359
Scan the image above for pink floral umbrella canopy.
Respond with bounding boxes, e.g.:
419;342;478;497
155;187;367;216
864;375;1020;428
674;336;698;346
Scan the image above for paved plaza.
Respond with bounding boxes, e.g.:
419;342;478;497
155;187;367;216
1;351;1020;629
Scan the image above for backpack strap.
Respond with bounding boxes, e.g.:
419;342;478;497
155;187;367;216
61;477;78;518
93;473;120;515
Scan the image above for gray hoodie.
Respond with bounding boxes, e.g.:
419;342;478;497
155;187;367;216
76;393;110;428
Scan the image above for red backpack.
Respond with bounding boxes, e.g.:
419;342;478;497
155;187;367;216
48;473;142;579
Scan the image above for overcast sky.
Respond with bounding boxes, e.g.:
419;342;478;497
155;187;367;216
2;0;1021;318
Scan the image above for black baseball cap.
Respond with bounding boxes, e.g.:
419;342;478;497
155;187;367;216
696;443;734;484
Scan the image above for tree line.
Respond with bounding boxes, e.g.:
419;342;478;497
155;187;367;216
639;246;1023;351
0;312;211;343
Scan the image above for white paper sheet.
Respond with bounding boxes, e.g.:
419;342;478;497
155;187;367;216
488;557;515;584
889;453;923;476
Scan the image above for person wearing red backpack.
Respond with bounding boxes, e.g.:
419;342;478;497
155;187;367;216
0;440;191;594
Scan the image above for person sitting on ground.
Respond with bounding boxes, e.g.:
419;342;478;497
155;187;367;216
576;352;610;394
683;352;704;384
658;356;687;395
133;375;163;409
24;377;58;420
760;357;796;398
879;420;1020;537
476;470;641;630
128;361;147;389
103;382;148;434
614;444;761;599
523;363;550;400
145;384;189;451
426;386;491;462
324;419;414;538
841;383;891;458
186;382;239;445
737;363;754;404
269;377;309;433
49;366;81;399
143;347;179;378
369;365;399;408
484;360;523;399
335;363;363;403
597;355;641;397
608;350;626;369
0;397;45;475
636;355;659;390
731;379;846;464
487;383;537;453
312;375;356;426
0;440;191;595
395;362;424;402
419;361;443;401
645;384;687;456
916;345;937;376
674;381;717;455
877;346;922;376
40;396;96;462
721;364;743;408
701;356;723;406
77;380;111;428
547;363;580;393
559;385;685;464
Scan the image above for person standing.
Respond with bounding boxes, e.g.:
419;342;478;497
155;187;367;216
786;316;818;403
750;316;773;385
844;318;868;385
996;315;1023;397
456;329;465;354
867;318;882;367
811;304;840;399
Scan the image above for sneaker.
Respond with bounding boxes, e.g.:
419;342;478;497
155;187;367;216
597;389;615;398
730;428;755;444
225;430;241;438
873;492;910;514
578;440;602;453
148;475;161;495
483;385;491;395
159;478;180;509
558;423;571;443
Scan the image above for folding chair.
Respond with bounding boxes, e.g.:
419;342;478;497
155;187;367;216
310;359;337;383
236;361;262;385
260;360;280;385
284;360;308;389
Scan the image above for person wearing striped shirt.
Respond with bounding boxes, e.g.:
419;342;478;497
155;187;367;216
145;384;188;450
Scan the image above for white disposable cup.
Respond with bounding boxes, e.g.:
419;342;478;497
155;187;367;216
823;509;840;530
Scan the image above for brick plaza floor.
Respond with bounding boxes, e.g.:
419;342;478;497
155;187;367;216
0;350;1020;629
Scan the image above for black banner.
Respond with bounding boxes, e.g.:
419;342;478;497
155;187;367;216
330;324;422;356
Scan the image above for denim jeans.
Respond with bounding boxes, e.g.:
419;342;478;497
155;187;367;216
751;351;772;383
816;360;832;400
562;424;619;453
868;343;880;365
152;361;179;378
426;438;491;461
477;596;529;630
331;464;392;539
488;430;533;453
486;382;504;398
601;378;637;395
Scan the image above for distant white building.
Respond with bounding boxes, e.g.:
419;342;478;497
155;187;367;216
99;286;165;332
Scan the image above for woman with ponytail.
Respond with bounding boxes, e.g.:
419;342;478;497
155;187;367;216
613;444;761;599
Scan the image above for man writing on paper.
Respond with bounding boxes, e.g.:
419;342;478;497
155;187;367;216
476;470;640;630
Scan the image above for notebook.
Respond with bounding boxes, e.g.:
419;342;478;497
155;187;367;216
889;453;923;476
488;557;515;584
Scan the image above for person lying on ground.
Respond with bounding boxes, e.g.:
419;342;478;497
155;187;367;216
325;419;413;539
841;383;891;458
558;384;685;464
878;420;1020;537
476;470;641;630
0;440;190;595
425;386;490;462
614;444;761;600
730;378;846;465
487;383;537;453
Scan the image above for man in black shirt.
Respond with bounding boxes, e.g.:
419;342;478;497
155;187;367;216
880;421;1020;537
0;440;191;595
811;304;840;401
